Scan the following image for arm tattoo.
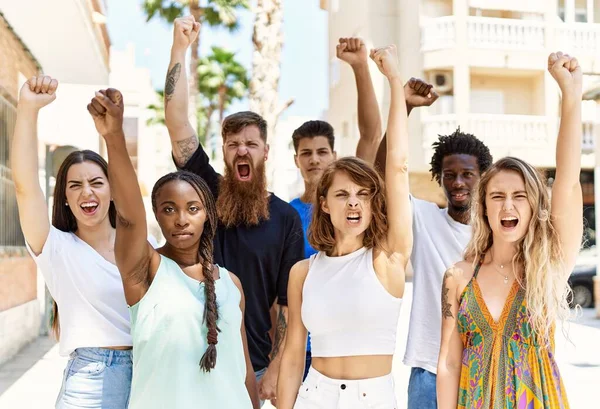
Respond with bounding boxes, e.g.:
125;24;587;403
270;307;287;361
164;63;181;106
175;135;199;166
441;271;454;319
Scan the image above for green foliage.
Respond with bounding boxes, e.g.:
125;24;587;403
141;0;249;30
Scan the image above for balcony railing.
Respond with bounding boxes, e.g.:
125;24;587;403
422;114;597;156
422;16;600;56
556;23;600;55
421;16;456;51
467;17;545;50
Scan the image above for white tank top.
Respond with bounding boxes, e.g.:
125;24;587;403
301;247;402;357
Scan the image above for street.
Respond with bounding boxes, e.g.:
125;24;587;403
1;282;599;409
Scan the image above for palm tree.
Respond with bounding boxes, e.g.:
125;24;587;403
197;46;249;144
142;0;249;123
250;0;293;185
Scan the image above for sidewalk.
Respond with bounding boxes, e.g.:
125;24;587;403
1;284;599;408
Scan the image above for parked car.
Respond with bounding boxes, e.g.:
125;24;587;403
568;246;596;309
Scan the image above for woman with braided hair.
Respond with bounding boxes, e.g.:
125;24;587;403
86;88;258;409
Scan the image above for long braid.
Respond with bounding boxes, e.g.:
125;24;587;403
152;171;220;371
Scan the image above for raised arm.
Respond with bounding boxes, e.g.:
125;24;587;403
374;78;439;175
437;266;465;409
547;52;584;271
336;37;382;164
165;16;201;168
370;45;412;266
277;260;309;409
11;76;58;254
87;89;152;306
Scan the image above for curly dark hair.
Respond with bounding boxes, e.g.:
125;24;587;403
151;171;219;372
429;127;493;184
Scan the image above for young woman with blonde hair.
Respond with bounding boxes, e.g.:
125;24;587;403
437;52;582;409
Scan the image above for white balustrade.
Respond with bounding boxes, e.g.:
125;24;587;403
467;17;545;50
423;115;595;155
556;23;600;55
421;16;456;51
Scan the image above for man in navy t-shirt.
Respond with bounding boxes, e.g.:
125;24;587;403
289;120;337;379
164;25;304;406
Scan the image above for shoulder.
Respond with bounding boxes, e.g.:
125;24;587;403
271;194;300;217
227;270;243;292
289;259;310;285
443;260;475;295
410;195;441;212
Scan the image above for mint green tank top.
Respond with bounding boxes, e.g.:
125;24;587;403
128;255;252;409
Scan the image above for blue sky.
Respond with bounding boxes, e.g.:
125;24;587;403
105;0;328;119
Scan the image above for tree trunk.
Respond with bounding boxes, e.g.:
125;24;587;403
250;0;287;188
189;1;203;140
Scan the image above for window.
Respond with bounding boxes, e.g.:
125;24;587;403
0;94;25;248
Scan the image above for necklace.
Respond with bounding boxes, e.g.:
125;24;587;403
491;263;510;284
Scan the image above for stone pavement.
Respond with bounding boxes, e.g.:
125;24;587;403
1;283;599;409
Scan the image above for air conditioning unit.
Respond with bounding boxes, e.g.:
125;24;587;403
428;71;453;94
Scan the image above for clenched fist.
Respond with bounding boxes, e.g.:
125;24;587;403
548;51;582;97
370;45;401;80
172;16;201;53
87;88;124;140
405;77;439;109
336;37;368;67
18;76;59;110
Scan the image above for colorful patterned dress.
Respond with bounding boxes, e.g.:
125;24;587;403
456;258;570;409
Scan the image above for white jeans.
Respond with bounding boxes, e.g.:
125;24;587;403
293;367;398;409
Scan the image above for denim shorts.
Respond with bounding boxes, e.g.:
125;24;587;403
407;367;437;409
55;347;133;409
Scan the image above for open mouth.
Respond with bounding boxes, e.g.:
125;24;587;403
500;216;519;229
346;212;361;225
80;201;99;215
236;162;251;181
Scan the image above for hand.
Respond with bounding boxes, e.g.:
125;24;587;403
257;365;277;401
87;88;124;140
18;76;59;110
172;16;200;52
405;77;439;109
370;45;401;80
548;51;582;96
336;37;368;67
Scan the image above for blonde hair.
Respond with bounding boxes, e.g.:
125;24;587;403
464;157;571;346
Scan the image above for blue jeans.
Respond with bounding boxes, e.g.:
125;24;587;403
56;348;133;409
407;367;437;409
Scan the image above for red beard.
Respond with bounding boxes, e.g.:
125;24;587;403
216;158;270;227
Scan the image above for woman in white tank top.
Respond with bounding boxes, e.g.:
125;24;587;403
278;44;413;409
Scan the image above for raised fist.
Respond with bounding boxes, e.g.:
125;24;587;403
370;45;400;80
405;77;439;109
18;76;59;110
172;16;200;52
87;88;124;140
336;37;368;67
548;51;582;96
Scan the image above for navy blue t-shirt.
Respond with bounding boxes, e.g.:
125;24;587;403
179;145;304;371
